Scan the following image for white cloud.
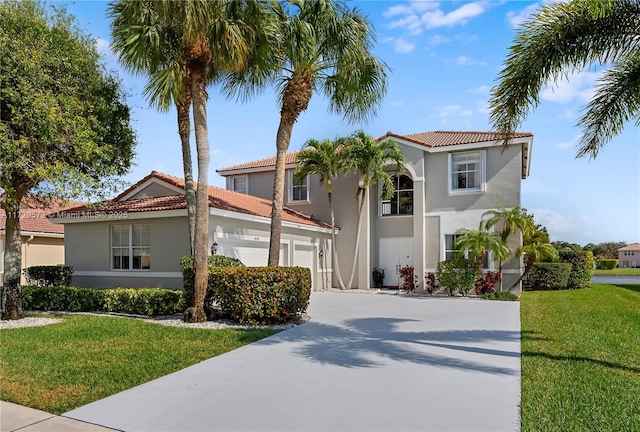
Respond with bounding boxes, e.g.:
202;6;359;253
469;85;490;94
94;37;114;59
531;208;596;243
454;55;487;67
540;70;600;104
394;38;417;54
421;3;485;29
475;98;491;115
556;135;579;150
506;3;540;28
428;34;451;45
432;105;473;122
383;0;439;18
387;14;423;35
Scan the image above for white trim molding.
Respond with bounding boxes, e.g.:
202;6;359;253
74;271;182;278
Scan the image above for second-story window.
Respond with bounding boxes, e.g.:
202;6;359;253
382;174;413;216
289;172;309;202
231;176;247;194
449;151;485;193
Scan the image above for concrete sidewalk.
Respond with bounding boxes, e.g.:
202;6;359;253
0;401;118;432
63;292;521;431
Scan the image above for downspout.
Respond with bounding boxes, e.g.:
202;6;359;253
24;235;34;284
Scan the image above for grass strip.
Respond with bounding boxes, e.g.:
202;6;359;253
0;314;278;414
521;284;640;431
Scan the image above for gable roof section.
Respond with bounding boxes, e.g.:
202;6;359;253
618;243;640;251
216;130;534;177
378;130;533;148
54;171;332;230
216;151;300;175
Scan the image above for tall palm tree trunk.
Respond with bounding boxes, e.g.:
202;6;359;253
327;189;346;289
268;73;312;266
1;201;24;320
177;97;196;255
268;119;292;266
185;49;210;323
347;187;366;289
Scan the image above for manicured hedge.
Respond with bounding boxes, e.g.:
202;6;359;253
4;286;184;316
24;265;73;287
530;263;572;290
559;251;594;289
596;259;618;270
206;266;312;325
181;255;244;297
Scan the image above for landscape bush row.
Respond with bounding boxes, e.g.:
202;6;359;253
529;251;594;290
1;286;184;316
181;257;311;325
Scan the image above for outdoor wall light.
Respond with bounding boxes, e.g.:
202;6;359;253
211;241;218;255
319;249;324;259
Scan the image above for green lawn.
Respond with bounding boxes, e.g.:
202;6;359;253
0;315;278;414
521;284;640;432
593;267;640;276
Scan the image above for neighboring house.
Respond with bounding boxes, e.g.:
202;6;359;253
0;196;79;284
217;130;533;292
49;172;334;291
618;243;640;268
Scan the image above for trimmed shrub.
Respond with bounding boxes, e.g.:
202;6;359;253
530;263;572;290
102;288;184;315
24;265;73;287
559;251;594;289
482;291;518;301
424;272;439;295
437;258;478;296
6;286;184;315
399;265;418;293
596;259;618;270
181;255;245;297
20;286;104;312
207;266;311;325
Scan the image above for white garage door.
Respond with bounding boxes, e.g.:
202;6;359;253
219;240;285;267
294;244;314;288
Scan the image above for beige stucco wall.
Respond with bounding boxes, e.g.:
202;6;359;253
129;183;181;199
0;234;65;285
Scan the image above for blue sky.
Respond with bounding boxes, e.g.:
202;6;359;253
61;0;639;246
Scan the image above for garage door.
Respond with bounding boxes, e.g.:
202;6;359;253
219;240;285;267
294;244;314;288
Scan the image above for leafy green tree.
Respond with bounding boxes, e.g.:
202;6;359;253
551;241;583;252
489;0;639;158
482;206;535;289
584;241;627;259
437;258;478;296
228;0;388;267
294;138;348;289
342;132;405;289
0;1;136;320
109;0;275;322
454;229;511;276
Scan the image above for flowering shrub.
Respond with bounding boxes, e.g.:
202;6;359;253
424;272;439;295
399;265;418;293
474;271;502;295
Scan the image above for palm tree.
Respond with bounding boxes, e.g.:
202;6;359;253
343;132;405;289
294;138;347;289
489;0;640;158
513;242;559;289
109;0;275;322
250;0;388;267
481;206;535;289
454;228;511;276
109;0;196;254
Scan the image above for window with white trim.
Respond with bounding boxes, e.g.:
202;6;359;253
111;224;150;270
444;234;489;268
231;176;247;194
382;174;413;216
449;151;485;193
288;172;309;202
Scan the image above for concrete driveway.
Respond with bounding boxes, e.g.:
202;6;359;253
64;292;521;432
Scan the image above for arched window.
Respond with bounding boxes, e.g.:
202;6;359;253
382;174;413;216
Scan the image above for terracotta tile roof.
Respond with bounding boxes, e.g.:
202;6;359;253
0;195;82;235
56;171;332;230
618;243;640;251
216;130;534;174
216;152;300;174
378;130;533;148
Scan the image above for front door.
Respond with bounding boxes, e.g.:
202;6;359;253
379;238;413;288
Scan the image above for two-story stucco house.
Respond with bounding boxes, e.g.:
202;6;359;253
618;243;640;268
217;130;533;293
